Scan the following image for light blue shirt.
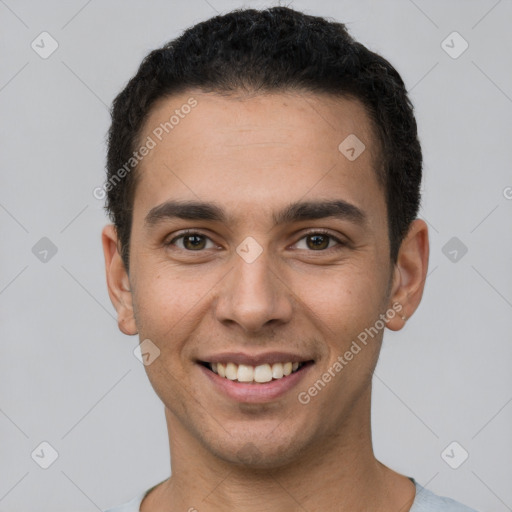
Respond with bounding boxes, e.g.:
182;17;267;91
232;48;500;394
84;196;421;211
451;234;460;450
104;477;479;511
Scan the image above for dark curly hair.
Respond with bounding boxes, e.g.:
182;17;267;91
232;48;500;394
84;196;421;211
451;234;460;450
105;6;422;272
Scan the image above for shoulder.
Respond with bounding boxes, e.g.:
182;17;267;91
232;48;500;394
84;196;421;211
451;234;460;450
411;480;479;512
103;478;167;512
103;490;147;512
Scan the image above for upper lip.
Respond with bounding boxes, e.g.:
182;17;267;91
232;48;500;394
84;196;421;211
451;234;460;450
197;351;314;366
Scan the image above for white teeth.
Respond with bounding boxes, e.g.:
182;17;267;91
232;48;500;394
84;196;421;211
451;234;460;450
254;364;272;383
237;364;254;382
208;361;304;383
271;363;284;379
225;362;238;380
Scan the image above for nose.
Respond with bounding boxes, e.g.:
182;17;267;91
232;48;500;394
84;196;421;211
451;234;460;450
214;247;293;334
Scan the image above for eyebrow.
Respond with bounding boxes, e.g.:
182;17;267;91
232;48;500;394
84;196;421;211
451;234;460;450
144;199;366;228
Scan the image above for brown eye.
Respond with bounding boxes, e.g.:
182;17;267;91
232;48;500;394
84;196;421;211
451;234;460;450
306;234;330;250
182;234;206;250
294;231;344;251
167;232;215;251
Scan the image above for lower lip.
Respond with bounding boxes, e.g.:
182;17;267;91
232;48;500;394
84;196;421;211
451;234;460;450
198;362;314;403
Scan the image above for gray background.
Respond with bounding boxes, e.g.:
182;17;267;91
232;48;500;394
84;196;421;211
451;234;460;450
1;0;511;510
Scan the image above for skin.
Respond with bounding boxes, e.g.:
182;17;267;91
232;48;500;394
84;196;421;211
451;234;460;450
102;90;429;511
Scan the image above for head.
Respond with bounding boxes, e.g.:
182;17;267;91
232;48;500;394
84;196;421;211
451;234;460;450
105;6;422;272
102;7;428;469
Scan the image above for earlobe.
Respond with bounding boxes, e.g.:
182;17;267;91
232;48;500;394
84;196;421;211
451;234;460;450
386;219;429;332
101;224;138;336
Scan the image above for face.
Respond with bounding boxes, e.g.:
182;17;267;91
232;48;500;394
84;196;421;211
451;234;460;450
104;90;423;469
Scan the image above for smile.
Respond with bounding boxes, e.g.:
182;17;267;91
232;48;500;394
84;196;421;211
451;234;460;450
198;357;315;402
201;361;307;383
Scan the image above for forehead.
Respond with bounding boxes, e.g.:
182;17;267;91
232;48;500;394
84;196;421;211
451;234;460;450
132;89;384;223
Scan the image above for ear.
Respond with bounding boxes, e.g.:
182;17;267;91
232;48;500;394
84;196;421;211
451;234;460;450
386;219;429;331
101;224;138;336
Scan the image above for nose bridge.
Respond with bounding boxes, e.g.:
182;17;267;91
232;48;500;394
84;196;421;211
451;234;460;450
215;241;292;332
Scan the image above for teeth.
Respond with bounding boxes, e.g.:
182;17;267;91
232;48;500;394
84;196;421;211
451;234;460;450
271;363;284;379
237;364;254;382
209;361;303;383
254;364;272;383
225;362;238;380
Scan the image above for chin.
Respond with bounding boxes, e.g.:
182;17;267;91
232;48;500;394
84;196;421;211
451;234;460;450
206;429;311;470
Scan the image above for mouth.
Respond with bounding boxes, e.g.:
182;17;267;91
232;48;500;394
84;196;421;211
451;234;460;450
197;356;315;403
198;360;313;384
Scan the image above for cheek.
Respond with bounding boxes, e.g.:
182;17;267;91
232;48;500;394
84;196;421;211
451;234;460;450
293;261;387;332
131;262;230;366
131;270;204;349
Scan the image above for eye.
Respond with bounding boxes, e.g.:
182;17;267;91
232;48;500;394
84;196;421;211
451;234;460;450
294;230;344;251
165;229;345;252
166;231;216;251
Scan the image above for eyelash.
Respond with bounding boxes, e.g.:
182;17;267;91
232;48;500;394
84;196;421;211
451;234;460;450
165;229;345;252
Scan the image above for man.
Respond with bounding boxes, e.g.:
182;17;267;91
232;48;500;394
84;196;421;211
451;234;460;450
101;6;477;512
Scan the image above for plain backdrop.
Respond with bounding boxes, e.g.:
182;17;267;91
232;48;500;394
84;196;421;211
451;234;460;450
1;1;511;511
